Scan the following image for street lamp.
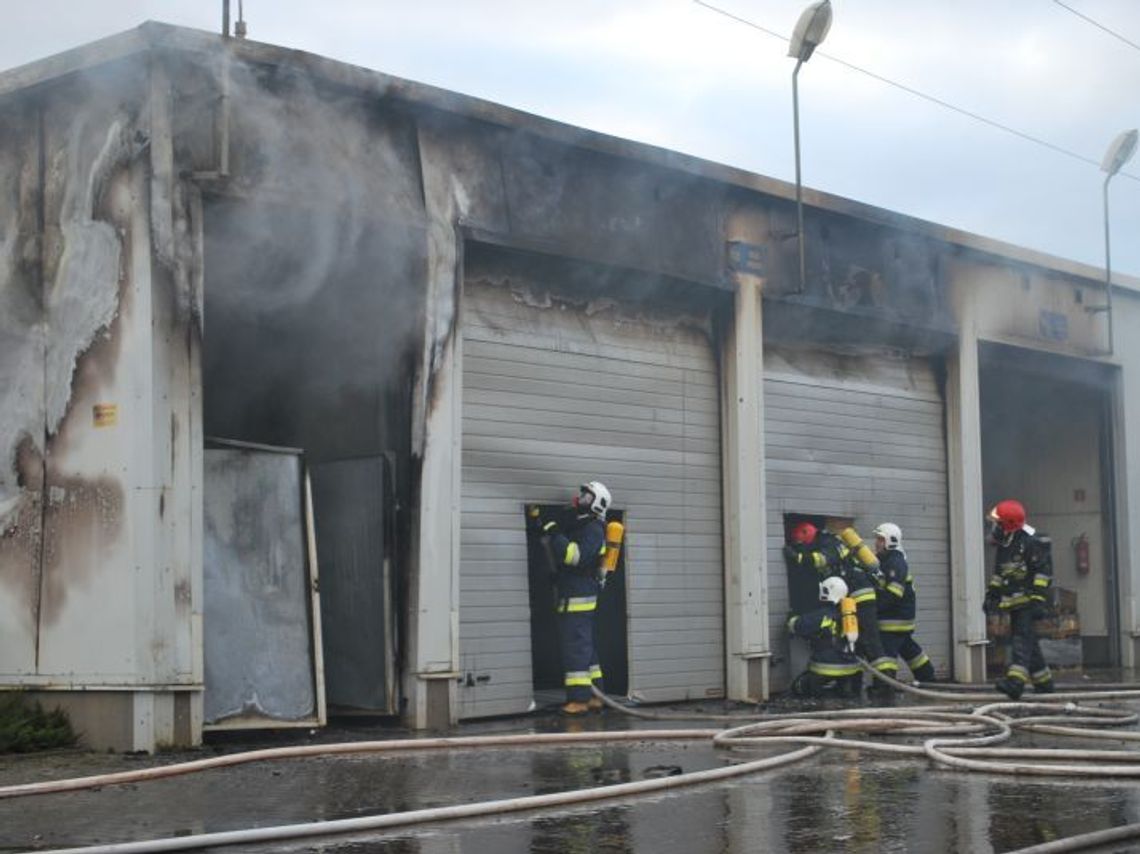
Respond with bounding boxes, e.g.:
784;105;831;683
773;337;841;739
788;0;832;292
1091;128;1137;355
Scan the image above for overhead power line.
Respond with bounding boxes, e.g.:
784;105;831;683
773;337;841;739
693;0;1139;183
1050;0;1140;54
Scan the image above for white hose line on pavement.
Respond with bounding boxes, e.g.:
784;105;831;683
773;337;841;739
0;729;719;800
1008;821;1140;854
861;660;1140;704
33;735;828;854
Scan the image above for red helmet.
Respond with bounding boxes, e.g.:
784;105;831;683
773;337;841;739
988;500;1026;534
790;521;818;545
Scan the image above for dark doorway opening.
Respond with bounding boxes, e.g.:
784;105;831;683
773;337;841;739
979;344;1119;670
525;507;628;697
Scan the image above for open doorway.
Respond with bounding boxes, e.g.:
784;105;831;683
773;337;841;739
200;195;422;718
979;343;1118;671
526;507;628;703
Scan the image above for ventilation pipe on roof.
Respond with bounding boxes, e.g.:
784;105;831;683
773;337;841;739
191;48;232;181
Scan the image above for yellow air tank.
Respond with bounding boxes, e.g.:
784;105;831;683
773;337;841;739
839;527;880;571
601;520;625;574
840;596;859;651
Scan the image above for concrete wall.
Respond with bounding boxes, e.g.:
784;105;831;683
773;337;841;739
0;57;203;750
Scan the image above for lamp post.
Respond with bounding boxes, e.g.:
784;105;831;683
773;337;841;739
1093;128;1137;355
788;0;833;292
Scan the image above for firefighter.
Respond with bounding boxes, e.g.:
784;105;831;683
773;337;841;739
785;522;893;683
787;576;862;697
871;522;936;692
983;499;1055;699
533;481;611;715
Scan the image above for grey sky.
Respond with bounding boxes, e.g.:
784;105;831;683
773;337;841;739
3;0;1139;276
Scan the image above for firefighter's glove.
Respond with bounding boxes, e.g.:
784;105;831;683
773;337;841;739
783;545;801;565
982;592;999;616
1029;599;1051;621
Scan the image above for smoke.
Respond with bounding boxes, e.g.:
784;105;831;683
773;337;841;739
199;54;427;462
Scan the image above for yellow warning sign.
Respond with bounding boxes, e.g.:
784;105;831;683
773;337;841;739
93;403;118;428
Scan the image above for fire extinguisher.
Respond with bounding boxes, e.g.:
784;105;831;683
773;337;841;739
1073;533;1090;576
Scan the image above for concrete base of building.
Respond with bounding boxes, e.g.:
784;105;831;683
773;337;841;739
22;690;202;753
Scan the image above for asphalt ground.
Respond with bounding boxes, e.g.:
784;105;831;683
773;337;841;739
3;688;1140;853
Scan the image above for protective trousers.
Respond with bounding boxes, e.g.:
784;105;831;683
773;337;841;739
557;609;603;703
880;631;935;681
855;600;893;676
1008;607;1053;689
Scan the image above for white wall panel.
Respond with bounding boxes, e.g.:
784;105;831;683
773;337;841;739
764;346;951;686
459;280;723;717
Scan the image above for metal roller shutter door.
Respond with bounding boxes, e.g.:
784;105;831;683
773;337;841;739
763;347;950;685
459;280;723;719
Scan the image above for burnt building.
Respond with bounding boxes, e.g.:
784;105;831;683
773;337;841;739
0;23;1135;750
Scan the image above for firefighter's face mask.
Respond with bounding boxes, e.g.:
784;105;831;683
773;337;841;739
989;521;1012;546
574;488;595;514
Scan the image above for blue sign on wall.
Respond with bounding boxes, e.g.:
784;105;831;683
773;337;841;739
1038;310;1068;342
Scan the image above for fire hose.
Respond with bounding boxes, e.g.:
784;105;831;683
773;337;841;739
9;669;1140;854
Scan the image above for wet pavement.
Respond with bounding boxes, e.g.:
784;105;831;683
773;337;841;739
3;692;1140;853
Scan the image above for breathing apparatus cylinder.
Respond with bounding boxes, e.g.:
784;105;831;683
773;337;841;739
602;521;625;574
840;596;859;651
839;527;880;571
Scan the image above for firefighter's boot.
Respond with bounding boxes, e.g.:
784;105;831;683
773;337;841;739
1033;679;1055;694
561;701;590;716
587;697;605;712
995;677;1024;700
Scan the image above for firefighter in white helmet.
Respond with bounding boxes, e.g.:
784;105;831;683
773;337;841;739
786;575;862;698
530;481;611;715
870;522;936;695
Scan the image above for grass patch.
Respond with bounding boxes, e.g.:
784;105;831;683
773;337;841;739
0;694;78;753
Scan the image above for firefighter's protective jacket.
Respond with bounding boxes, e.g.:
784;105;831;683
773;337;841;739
787;605;860;677
786;530;848;577
988;529;1053;612
547;513;606;612
875;549;917;632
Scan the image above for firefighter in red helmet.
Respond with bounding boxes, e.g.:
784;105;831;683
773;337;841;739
984;499;1055;698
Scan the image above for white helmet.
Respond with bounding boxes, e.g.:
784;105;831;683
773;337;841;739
579;481;611;519
819;576;848;604
874;522;902;551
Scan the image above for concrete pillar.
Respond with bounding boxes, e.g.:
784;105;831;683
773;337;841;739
945;278;988;682
404;128;463;729
721;225;770;701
